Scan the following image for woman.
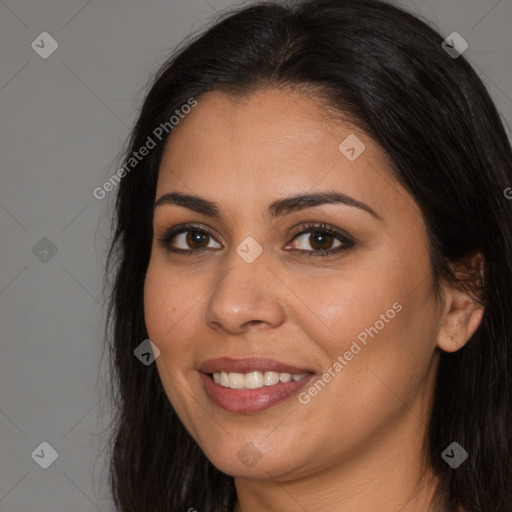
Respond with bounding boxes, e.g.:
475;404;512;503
102;0;512;510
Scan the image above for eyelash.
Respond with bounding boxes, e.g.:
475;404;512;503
157;222;355;259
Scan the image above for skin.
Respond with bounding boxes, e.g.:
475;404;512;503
143;88;484;512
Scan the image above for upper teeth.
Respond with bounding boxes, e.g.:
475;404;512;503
213;371;309;390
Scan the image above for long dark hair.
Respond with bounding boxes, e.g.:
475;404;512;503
102;0;512;510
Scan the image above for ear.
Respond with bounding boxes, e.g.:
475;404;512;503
436;252;485;353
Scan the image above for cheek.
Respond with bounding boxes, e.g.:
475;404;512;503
143;262;200;415
143;259;217;386
143;268;171;341
300;266;404;361
143;261;191;353
301;252;434;397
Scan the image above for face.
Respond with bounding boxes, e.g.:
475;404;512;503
143;88;444;480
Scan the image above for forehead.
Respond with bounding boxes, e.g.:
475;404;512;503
155;88;413;221
160;88;363;168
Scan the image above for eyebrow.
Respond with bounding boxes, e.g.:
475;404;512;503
153;190;382;221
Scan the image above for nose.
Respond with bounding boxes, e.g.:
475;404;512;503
204;253;286;335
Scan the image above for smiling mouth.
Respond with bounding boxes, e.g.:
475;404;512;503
198;357;316;412
207;370;312;390
199;370;316;413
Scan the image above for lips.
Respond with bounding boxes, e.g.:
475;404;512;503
197;356;314;375
197;357;316;413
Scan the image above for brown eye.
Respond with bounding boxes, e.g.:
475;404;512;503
157;222;354;258
285;223;354;257
304;231;337;251
157;225;222;253
185;230;210;249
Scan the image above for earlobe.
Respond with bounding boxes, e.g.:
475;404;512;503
437;295;484;353
436;253;485;353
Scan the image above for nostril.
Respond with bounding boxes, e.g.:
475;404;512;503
247;320;263;325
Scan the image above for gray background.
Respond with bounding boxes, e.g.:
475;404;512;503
1;0;511;510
